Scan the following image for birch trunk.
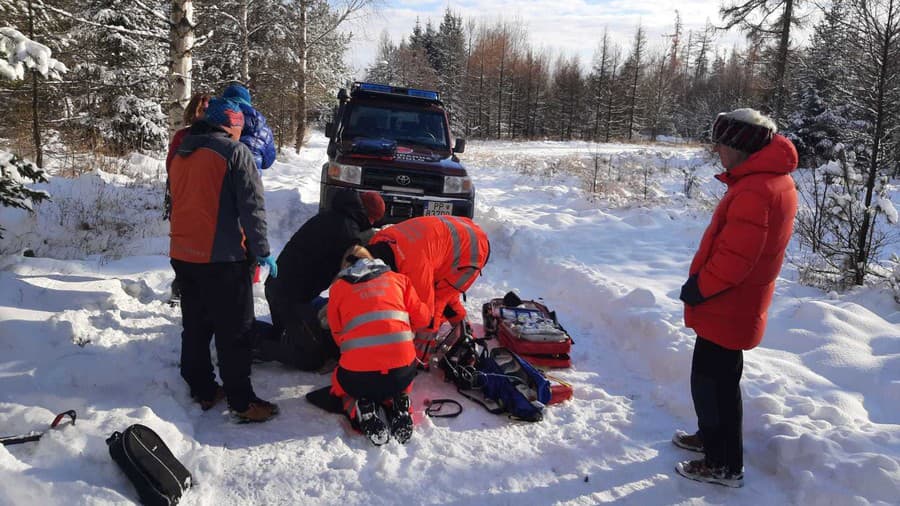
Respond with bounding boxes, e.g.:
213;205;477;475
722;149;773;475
294;0;308;153
169;0;194;132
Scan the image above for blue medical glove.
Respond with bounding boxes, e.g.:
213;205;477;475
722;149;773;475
257;254;278;279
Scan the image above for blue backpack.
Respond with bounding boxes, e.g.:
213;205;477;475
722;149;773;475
440;333;551;422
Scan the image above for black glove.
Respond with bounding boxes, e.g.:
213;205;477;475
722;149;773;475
679;274;706;307
443;304;459;320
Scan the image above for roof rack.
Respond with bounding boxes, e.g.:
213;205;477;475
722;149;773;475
351;82;442;103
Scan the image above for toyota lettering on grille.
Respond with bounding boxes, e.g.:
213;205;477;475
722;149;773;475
396;175;411;186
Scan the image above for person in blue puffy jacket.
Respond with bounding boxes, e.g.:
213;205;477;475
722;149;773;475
223;83;277;172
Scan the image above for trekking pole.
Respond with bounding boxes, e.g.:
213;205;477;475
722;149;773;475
0;410;77;446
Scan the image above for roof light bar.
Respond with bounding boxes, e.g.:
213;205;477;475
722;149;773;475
354;82;440;101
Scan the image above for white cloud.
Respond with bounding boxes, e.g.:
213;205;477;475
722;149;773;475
342;0;747;77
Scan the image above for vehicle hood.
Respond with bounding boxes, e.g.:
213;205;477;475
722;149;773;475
338;139;466;174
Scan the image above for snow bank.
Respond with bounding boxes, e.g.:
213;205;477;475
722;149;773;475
1;135;898;505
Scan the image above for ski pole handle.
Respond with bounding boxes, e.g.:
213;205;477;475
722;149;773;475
1;410;76;446
51;410;76;429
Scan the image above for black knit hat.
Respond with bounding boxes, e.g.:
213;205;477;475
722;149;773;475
711;108;777;154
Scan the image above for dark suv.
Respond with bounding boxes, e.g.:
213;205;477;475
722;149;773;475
320;82;473;224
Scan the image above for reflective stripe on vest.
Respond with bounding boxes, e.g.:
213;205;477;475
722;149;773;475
340;331;415;353
342;310;410;334
438;216;481;290
391;219;426;244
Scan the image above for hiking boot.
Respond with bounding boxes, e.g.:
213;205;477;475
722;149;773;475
167;280;181;307
233;398;279;423
672;429;704;453
675;459;744;488
197;385;226;411
356;399;390;446
249;395;280;415
388;393;413;444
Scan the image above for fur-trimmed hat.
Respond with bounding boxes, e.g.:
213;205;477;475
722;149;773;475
711;108;777;154
203;97;244;128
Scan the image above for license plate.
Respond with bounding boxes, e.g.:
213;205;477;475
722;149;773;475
424;201;453;216
390;203;414;218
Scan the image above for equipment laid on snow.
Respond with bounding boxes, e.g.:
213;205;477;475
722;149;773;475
545;374;575;404
482;292;573;368
107;424;193;506
421;320;471;371
438;329;551;422
0;410;76;446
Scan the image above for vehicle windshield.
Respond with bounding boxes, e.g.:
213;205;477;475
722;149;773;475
343;104;449;150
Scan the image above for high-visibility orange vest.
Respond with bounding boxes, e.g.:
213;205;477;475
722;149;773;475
328;267;431;372
369;216;490;330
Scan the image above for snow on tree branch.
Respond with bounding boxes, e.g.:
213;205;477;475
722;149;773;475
0;27;67;81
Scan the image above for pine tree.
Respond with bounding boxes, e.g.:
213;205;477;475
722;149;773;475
434;9;465;129
197;0;288;85
621;24;646;140
720;0;803;118
787;0;850;167
0;0;69;167
364;30;398;85
587;30;614;141
289;0;372;152
65;0;169;152
0;25;57;237
840;0;900;285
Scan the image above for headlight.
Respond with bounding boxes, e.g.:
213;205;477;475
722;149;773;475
443;175;472;194
327;162;362;185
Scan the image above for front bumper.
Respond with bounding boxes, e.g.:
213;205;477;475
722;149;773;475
320;183;474;226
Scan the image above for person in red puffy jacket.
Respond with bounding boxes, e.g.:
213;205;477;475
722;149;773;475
327;249;431;446
673;108;798;488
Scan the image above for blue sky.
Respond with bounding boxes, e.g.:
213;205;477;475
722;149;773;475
343;0;744;76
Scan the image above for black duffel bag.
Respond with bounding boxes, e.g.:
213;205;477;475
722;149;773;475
107;424;193;506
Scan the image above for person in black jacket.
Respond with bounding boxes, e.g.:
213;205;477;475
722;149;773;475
255;189;385;370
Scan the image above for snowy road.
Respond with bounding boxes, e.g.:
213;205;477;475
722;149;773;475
1;135;898;505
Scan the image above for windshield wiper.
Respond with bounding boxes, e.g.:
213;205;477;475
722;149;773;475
393;137;446;149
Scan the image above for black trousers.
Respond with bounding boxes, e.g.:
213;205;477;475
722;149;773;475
172;259;256;412
262;284;337;371
691;335;743;472
336;364;417;403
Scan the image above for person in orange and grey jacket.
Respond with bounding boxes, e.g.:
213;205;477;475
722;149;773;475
366;216;490;365
255;189;385;371
327;251;431;446
168;97;280;424
673;108;798;488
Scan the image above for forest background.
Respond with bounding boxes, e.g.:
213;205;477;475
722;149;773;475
1;0;899;292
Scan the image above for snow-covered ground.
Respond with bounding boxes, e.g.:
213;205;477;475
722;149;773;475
1;135;898;505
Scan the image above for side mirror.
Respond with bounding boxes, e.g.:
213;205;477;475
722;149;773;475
325;122;334;138
453;138;466;154
337;88;348;102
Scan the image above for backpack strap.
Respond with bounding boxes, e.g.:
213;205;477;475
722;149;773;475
456;387;505;415
424;398;463;418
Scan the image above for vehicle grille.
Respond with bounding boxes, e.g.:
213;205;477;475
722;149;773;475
363;166;444;193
